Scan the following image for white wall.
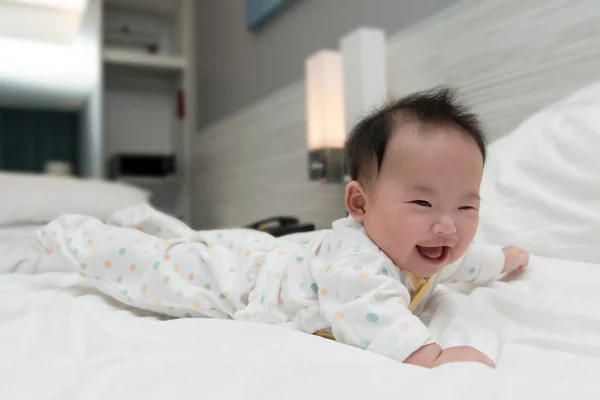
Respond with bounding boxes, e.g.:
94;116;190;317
386;0;600;142
195;0;460;128
193;82;345;230
0;0;85;44
0;0;96;110
193;0;600;230
78;0;103;178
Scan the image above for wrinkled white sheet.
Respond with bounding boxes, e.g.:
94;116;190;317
0;225;65;274
1;254;598;400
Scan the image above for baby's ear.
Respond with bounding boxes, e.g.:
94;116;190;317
345;181;367;223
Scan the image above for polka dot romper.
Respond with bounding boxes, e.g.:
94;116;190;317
35;204;505;363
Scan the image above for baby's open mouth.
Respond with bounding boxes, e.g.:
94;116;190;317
416;245;449;263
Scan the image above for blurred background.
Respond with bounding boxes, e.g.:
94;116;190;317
1;0;599;234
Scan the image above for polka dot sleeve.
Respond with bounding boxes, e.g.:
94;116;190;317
106;204;195;240
441;239;505;284
315;252;434;362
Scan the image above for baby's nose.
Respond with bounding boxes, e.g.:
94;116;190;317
433;215;457;235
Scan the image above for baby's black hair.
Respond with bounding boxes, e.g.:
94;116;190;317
345;86;487;183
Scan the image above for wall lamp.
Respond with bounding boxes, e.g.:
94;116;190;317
305;26;387;183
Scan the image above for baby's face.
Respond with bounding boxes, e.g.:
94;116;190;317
362;125;484;278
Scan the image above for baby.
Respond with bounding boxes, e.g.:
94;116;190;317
35;87;528;369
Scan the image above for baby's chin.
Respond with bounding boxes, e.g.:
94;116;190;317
395;258;443;278
407;263;444;279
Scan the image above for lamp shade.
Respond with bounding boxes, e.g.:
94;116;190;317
305;50;345;150
340;27;387;138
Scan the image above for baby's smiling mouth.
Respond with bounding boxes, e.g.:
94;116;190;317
416;245;449;263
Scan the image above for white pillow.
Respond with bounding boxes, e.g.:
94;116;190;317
0;172;151;225
478;80;600;264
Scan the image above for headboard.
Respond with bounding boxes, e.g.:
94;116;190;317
193;0;600;229
387;0;600;141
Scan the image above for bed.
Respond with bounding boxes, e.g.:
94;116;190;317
3;90;600;399
2;254;598;400
3;2;600;400
0;173;150;275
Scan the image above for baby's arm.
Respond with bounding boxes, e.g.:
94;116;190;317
315;252;494;368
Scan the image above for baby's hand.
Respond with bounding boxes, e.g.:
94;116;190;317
502;246;529;275
434;346;495;368
404;344;495;369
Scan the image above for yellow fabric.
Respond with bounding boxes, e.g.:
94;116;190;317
314;330;335;340
404;271;434;312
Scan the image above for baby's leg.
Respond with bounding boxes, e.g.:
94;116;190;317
35;214;242;319
106;204;195;240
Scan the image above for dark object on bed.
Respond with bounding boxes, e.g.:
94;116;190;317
109;153;176;178
246;216;315;237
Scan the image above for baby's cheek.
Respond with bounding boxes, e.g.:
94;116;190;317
449;243;469;265
461;215;479;241
453;218;478;260
386;226;419;262
371;225;409;259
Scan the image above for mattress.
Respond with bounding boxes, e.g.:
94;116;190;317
0;254;598;399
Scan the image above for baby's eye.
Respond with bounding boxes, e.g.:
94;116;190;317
411;200;432;207
458;205;476;210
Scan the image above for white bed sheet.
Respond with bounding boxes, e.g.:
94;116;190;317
0;225;39;273
0;255;598;400
0;225;64;275
0;224;41;240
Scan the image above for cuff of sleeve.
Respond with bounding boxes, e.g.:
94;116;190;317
366;315;434;362
472;244;505;284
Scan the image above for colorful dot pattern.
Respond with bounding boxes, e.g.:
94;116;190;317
34;210;504;363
